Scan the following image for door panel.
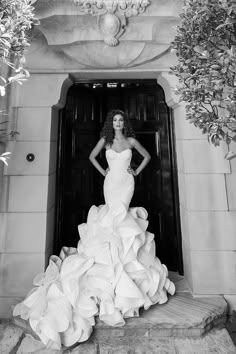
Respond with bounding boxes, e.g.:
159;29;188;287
55;81;182;271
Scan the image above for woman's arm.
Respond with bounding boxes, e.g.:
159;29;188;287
89;137;107;177
128;137;151;176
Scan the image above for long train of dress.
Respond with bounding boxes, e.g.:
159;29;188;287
13;148;175;349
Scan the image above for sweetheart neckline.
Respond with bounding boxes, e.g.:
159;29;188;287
106;148;132;154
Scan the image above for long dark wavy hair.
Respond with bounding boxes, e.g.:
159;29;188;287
100;109;135;146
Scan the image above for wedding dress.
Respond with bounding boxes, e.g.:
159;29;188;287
13;148;175;350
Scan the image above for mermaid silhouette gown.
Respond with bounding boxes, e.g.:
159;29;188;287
13;148;175;349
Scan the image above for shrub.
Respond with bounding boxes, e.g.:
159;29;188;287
0;0;38;95
171;0;236;159
0;0;38;164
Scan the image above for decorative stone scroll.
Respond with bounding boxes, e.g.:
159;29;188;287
73;0;151;46
73;0;151;17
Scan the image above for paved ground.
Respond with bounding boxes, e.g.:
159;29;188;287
1;273;235;353
226;310;236;347
0;324;235;354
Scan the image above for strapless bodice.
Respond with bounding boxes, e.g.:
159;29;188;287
104;148;134;209
105;148;132;174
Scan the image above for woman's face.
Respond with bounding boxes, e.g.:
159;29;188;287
113;114;124;131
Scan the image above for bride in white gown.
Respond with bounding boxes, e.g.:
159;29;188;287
13;109;175;350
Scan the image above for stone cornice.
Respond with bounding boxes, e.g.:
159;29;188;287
27;0;181;69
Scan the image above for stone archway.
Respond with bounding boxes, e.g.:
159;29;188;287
54;78;183;272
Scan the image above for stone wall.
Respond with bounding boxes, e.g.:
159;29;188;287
0;74;68;317
165;86;236;312
0;0;236;317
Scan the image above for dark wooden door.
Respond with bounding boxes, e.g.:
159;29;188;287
54;81;183;272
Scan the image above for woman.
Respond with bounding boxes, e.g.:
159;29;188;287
89;109;151;178
13;110;175;350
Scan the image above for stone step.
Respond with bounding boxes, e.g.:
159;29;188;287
93;292;227;340
13;293;227;340
7;272;236;353
10;292;234;353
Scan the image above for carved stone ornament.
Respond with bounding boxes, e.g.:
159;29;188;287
73;0;151;17
73;0;151;46
98;13;126;46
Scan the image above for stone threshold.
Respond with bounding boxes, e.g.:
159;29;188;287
2;274;235;353
93;292;228;339
11;292;228;339
3;291;234;353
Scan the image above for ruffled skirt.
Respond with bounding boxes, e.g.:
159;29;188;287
13;204;175;349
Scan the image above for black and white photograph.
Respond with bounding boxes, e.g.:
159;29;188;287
0;0;236;353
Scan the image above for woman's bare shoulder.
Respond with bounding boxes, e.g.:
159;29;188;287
99;136;106;144
97;137;107;148
128;137;138;146
90;137;106;157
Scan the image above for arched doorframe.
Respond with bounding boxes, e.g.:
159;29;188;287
157;72;180;109
56;72;180;111
157;72;184;274
52;72;183;274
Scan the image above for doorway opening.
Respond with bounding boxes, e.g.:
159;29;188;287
54;80;183;273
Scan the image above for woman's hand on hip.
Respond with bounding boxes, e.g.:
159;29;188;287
127;166;137;176
104;167;110;176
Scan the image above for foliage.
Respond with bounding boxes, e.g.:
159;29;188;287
171;0;236;159
0;0;38;95
0;0;38;164
0;151;11;165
